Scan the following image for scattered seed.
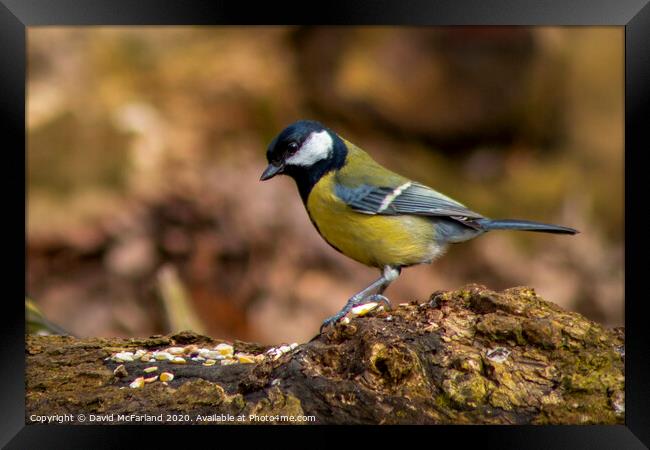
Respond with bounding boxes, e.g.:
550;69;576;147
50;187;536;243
159;372;174;382
154;352;173;361
350;302;379;317
129;377;145;389
341;317;351;325
143;366;158;373
167;347;185;355
203;359;216;366
203;350;224;360
215;343;234;357
221;358;237;365
236;353;256;364
171;356;186;364
113;352;134;363
144;375;158;383
265;345;296;360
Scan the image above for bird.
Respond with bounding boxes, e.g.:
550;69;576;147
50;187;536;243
25;298;70;336
260;120;578;332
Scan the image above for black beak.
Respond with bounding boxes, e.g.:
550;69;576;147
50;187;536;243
260;163;284;181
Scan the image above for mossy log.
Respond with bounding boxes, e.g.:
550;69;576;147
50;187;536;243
26;285;624;425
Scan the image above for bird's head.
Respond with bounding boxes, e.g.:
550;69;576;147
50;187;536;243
260;120;345;182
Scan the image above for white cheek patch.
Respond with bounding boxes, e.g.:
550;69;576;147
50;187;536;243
286;130;333;167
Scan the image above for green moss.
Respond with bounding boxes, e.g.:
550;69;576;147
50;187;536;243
283;394;304;416
562;370;624;393
369;343;414;384
476;313;526;345
255;390;304;417
489;389;514;411
522;318;562;349
451;352;483;373
535;392;619;424
441;370;488;409
175;379;225;407
435;392;453;409
230;393;246;412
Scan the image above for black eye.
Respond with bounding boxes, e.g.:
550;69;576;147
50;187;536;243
287;142;299;154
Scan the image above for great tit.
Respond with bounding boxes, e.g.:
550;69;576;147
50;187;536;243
260;120;578;331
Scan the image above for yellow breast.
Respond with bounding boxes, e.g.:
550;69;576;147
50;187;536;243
306;172;438;268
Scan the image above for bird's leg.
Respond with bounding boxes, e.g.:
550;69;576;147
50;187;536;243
320;266;400;332
363;280;393;311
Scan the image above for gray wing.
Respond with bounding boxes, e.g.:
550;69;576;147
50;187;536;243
335;181;484;226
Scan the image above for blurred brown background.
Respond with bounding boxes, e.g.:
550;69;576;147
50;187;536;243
27;27;623;344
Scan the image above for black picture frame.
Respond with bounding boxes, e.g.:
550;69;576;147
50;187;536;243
3;1;648;448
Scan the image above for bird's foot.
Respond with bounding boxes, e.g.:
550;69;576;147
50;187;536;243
365;294;392;311
319;311;347;334
319;294;392;334
319;301;361;333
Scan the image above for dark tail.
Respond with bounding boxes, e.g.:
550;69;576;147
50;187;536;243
476;218;578;235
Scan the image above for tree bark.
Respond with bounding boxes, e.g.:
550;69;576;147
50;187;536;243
26;284;624;425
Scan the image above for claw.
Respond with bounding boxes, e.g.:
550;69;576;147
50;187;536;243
317;266;400;335
319;307;352;333
365;294;392;311
318;295;393;334
318;317;336;334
